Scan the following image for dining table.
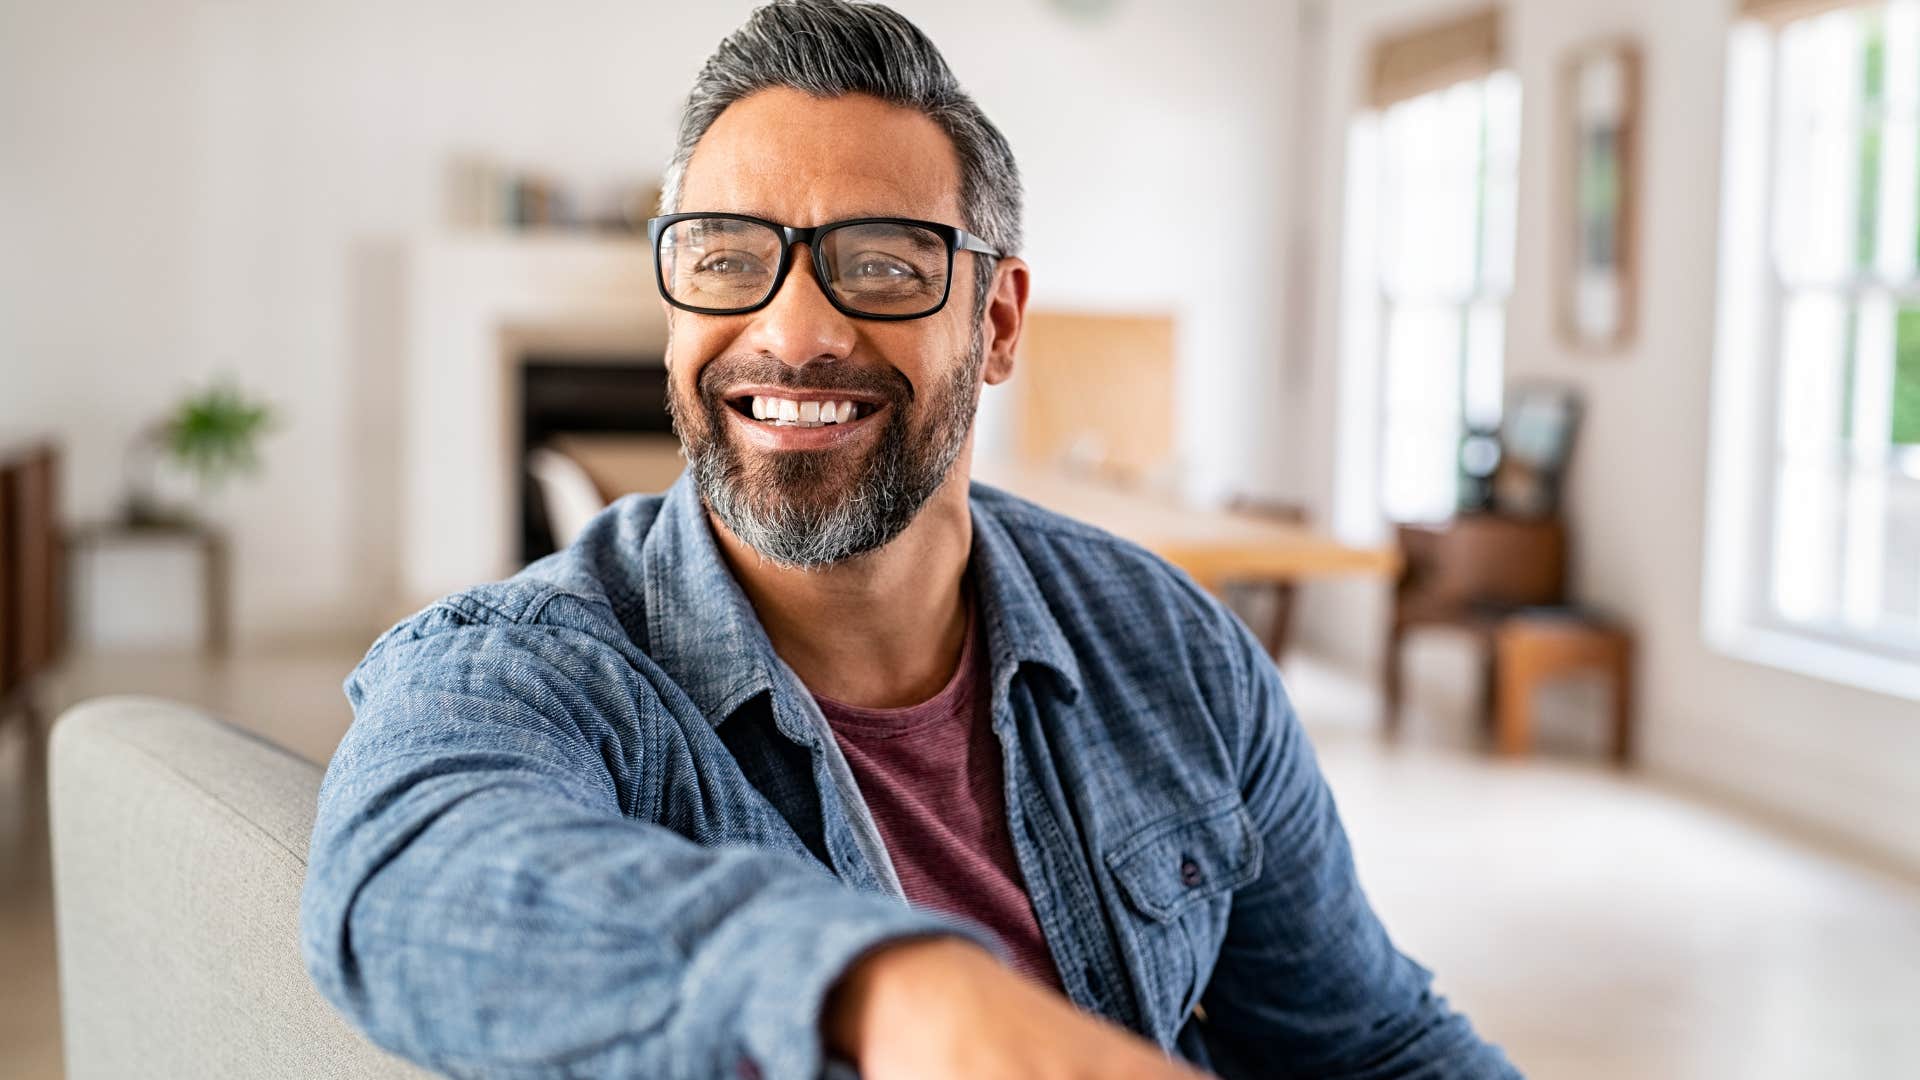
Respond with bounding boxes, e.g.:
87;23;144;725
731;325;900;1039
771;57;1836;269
970;459;1400;591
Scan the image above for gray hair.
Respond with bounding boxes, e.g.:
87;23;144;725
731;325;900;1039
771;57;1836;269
660;0;1022;315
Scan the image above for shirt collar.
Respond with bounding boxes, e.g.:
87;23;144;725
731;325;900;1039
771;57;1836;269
640;473;781;726
639;471;1083;729
965;481;1084;704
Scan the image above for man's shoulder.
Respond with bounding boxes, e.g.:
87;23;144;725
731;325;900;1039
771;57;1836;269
968;481;1221;616
969;480;1281;801
967;480;1248;684
354;491;671;677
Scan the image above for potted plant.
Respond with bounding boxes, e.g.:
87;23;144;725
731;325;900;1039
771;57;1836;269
121;376;278;528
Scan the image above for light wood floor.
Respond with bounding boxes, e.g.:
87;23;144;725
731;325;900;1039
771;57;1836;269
2;646;1917;1079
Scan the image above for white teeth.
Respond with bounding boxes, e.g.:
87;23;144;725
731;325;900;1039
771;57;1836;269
743;395;870;427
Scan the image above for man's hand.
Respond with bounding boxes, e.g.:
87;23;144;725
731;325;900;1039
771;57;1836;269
822;937;1216;1080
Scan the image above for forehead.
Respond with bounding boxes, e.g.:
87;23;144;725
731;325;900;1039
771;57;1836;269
678;87;965;227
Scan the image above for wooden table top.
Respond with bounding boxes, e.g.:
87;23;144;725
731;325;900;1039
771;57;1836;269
972;460;1399;587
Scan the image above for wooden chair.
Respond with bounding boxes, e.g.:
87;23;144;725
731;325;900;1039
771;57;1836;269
1384;513;1634;764
1494;613;1634;764
1221;496;1310;664
1382;514;1566;739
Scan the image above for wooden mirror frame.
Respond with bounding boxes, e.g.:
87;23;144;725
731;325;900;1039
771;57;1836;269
1557;39;1642;354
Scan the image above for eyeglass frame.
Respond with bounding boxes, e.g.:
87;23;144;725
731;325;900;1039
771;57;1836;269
646;211;1002;321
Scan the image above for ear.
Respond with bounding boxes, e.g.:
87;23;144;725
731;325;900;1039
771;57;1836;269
979;256;1030;387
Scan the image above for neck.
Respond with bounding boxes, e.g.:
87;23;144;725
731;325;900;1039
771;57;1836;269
710;451;976;709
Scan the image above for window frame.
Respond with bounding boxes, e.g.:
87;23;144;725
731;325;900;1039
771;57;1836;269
1705;9;1920;702
1336;70;1522;540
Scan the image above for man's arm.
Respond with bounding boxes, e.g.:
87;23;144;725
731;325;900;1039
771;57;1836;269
1194;617;1522;1079
823;937;1213;1080
299;614;991;1080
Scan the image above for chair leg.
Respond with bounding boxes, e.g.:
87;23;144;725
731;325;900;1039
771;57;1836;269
1382;624;1405;739
1494;638;1534;757
1268;583;1299;665
1610;640;1634;767
1478;648;1500;741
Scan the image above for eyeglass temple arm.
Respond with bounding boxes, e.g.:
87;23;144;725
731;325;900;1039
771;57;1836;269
956;231;1001;257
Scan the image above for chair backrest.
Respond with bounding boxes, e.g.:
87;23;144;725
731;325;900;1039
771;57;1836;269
1224;496;1308;528
48;697;436;1080
1396;515;1567;610
526;446;610;550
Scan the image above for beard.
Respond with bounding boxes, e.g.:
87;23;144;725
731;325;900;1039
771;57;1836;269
667;327;984;569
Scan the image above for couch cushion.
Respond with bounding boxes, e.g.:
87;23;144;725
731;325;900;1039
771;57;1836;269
48;695;435;1079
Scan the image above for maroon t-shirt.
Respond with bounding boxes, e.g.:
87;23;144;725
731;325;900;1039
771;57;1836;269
812;601;1064;991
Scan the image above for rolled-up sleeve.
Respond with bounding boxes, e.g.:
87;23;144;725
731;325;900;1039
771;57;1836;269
299;612;992;1080
1195;616;1523;1079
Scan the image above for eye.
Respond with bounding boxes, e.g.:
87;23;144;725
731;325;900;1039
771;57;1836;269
693;250;768;276
843;254;921;281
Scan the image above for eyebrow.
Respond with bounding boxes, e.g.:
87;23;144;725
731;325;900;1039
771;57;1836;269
886;226;947;254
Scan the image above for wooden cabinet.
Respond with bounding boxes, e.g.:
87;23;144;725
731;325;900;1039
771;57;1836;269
1;439;62;722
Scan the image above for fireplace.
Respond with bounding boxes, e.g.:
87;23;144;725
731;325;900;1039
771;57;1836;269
518;355;672;561
387;232;669;610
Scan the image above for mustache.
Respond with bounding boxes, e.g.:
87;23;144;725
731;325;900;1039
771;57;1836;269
696;353;914;404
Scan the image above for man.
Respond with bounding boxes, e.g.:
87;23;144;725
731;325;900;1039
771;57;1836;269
301;2;1520;1078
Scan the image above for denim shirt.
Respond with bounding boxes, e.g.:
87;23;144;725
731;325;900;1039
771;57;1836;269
300;472;1519;1080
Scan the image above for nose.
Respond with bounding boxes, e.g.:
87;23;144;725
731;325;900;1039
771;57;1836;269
739;243;857;369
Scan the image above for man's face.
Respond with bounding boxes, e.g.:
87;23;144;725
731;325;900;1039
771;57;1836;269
664;88;1002;568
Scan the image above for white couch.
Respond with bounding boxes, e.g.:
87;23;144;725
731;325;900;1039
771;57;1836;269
48;696;435;1079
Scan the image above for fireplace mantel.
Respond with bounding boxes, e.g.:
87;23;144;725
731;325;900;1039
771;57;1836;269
396;232;669;610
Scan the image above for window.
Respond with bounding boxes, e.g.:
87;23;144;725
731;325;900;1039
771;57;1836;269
1338;71;1521;532
1707;1;1920;698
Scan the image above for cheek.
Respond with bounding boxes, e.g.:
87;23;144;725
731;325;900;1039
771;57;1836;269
661;342;713;433
663;328;715;399
669;358;699;402
872;326;970;397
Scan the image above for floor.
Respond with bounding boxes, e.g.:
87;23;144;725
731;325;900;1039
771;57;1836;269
3;646;1918;1079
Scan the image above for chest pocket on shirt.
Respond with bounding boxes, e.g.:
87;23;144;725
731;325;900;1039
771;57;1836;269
1104;793;1262;1040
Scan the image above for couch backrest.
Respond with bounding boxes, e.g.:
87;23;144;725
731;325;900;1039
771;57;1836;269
48;696;436;1079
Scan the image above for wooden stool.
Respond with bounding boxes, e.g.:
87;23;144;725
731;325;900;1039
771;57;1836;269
1493;613;1633;765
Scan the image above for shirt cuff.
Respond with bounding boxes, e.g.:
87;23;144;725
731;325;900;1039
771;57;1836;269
698;892;1006;1080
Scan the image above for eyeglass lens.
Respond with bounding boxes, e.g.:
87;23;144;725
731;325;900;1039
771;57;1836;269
658;217;951;316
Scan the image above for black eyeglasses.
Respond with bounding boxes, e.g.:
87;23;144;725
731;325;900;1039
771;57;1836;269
648;212;1000;321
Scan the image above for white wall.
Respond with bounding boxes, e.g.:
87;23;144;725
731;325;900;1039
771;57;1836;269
1297;0;1920;871
0;0;1302;645
19;0;1901;875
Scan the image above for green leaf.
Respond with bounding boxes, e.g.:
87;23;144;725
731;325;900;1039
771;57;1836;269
162;376;277;489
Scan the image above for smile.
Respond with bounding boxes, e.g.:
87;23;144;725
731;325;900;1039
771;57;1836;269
731;394;881;428
721;389;890;449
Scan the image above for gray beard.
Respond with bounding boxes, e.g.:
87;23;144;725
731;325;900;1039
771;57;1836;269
670;329;983;569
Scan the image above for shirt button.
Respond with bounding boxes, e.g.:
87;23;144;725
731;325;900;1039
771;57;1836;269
1180;856;1204;887
1082;963;1103;999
